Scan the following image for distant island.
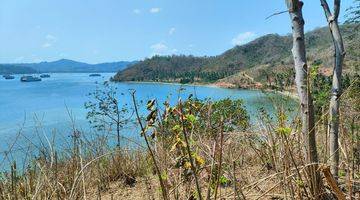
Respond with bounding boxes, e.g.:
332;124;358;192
112;24;359;89
0;59;137;74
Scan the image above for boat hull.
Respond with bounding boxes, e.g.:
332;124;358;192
3;75;15;80
40;74;50;78
20;76;42;82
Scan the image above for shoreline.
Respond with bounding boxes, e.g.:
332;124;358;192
115;80;299;99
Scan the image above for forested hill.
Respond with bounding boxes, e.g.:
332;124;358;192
112;24;360;86
0;65;36;74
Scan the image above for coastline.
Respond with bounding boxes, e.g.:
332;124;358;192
118;80;226;89
115;80;299;100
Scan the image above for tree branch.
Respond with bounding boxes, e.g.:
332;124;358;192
334;0;341;19
320;0;333;20
320;165;346;200
265;10;288;20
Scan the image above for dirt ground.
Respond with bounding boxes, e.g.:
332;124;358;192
88;177;161;200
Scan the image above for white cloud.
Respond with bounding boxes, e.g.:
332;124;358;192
42;42;52;48
133;9;141;14
46;34;57;41
169;27;176;35
231;32;257;46
42;34;57;48
150;7;161;13
151;42;168;54
58;53;68;57
150;42;177;56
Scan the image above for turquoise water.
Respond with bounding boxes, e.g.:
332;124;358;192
0;73;290;168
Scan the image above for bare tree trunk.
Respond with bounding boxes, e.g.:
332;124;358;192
320;0;345;178
115;101;121;148
285;0;321;197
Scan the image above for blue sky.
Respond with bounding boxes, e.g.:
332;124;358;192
0;0;353;63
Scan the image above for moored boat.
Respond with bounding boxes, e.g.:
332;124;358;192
3;75;15;79
89;73;101;77
20;75;41;82
40;74;51;78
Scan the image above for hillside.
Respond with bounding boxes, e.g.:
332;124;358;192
0;64;36;74
0;59;136;74
112;24;360;87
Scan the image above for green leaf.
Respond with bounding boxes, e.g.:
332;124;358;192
185;114;196;123
276;127;292;135
172;125;181;132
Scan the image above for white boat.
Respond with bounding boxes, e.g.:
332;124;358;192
20;75;41;82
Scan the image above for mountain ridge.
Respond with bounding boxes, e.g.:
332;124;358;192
0;59;137;74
